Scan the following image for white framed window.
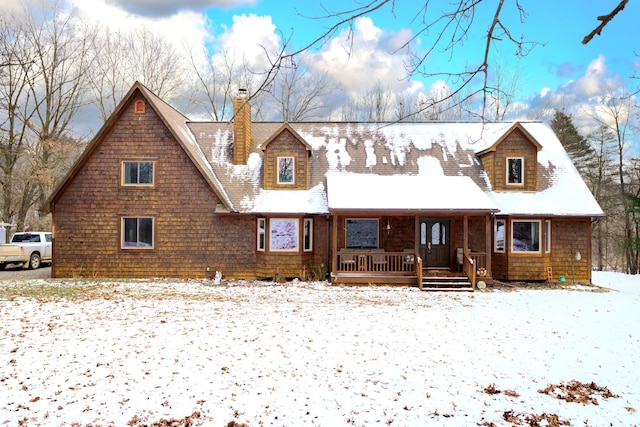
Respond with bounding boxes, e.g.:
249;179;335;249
277;156;295;184
270;218;299;252
511;220;541;253
122;161;154;186
303;218;313;252
345;218;378;249
494;219;506;253
506;157;524;185
122;217;154;249
257;218;266;251
545;220;551;253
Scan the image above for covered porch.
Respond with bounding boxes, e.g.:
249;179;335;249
326;175;498;290
330;215;493;289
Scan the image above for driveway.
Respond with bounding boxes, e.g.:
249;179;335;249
0;265;51;280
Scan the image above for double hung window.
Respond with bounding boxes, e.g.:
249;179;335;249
122;161;154;186
122;217;154;248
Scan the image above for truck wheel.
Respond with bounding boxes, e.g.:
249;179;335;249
28;253;41;270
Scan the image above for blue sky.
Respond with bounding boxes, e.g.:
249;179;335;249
6;0;636;131
201;0;638;100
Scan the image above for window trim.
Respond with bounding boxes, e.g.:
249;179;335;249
303;218;313;252
121;216;154;249
257;218;266;251
545;219;551;253
345;218;379;249
506;157;524;186
269;218;299;252
511;219;541;254
134;100;146;114
494;219;506;253
277;156;295;185
121;160;155;186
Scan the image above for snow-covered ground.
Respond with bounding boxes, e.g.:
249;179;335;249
1;271;638;426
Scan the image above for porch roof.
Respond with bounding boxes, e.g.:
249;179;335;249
326;174;499;213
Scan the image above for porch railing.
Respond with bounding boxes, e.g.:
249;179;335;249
462;250;488;287
336;251;418;275
335;249;487;287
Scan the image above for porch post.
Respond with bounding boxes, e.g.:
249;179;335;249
463;215;469;252
485;214;492;277
331;214;338;278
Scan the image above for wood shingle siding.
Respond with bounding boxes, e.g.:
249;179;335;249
45;83;603;285
52;93;223;278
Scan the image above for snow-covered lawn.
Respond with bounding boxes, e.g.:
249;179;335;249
1;272;638;426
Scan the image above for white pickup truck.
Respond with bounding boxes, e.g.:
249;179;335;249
0;231;52;270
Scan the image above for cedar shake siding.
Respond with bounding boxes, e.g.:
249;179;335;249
46;83;603;285
491;217;592;283
479;127;540;191
51;93;225;278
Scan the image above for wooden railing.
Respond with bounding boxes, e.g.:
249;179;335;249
462;250;488;288
336;251;418;274
462;252;476;289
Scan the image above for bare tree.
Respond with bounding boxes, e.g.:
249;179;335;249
582;0;629;44
357;80;392;122
0;16;35;229
185;45;247;121
594;85;638;273
21;1;97;223
268;53;336;122
126;27;185;100
0;1;96;231
585;125;617;271
91;25;185;122
486;58;525;121
239;0;630;122
89;28;130;122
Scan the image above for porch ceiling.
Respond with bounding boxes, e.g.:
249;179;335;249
326;174;499;212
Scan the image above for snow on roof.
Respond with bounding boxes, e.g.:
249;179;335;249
240;183;328;214
326;174;498;212
187;120;602;217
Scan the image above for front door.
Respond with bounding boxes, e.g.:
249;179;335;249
419;219;451;268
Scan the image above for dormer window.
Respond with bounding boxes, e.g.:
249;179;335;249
277;156;295;185
507;157;523;186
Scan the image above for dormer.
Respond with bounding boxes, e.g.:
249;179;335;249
476;123;542;191
260;124;312;190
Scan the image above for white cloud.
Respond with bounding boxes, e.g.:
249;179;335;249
527;55;635;135
72;0;210;51
214;14;280;71
311;17;420;99
102;0;257;17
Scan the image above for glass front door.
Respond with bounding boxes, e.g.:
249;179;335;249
419;219;451;268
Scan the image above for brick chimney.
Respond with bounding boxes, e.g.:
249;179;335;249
233;89;252;165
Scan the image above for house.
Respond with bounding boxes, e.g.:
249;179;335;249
44;82;603;288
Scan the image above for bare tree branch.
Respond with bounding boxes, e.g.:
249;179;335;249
582;0;629;45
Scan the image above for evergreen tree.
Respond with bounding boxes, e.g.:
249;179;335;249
550;110;595;177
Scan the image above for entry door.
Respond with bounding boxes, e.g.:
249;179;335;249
419;219;451;268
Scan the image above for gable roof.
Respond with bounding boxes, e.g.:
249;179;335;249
44;82;233;213
475;122;543;155
190;120;603;217
45;83;603;218
259;123;312;151
488;123;603;216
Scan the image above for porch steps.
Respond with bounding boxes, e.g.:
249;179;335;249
421;276;473;291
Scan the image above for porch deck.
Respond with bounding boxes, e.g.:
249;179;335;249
331;250;490;291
